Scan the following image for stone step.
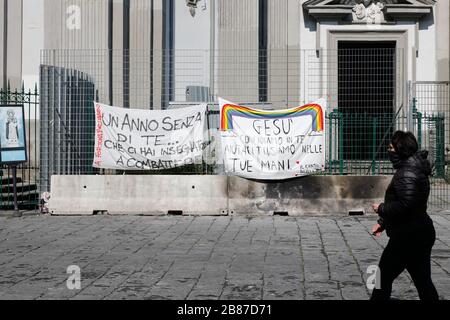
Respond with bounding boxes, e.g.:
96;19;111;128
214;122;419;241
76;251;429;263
1;183;37;194
1;190;40;203
0;200;39;211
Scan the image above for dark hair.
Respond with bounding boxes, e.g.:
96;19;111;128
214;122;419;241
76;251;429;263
391;131;418;159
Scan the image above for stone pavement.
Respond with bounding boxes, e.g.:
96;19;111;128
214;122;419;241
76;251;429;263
0;214;449;300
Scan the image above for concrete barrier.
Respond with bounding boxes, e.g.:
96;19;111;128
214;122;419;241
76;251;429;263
228;175;392;216
49;175;229;216
48;175;392;216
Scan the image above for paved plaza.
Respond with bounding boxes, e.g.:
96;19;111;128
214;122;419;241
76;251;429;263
0;214;449;300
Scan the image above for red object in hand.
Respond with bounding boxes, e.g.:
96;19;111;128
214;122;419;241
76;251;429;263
372;224;384;237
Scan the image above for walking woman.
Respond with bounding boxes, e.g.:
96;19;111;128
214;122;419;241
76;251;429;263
371;131;439;300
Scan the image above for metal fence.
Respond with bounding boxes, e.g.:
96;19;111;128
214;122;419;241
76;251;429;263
0;85;40;210
411;81;450;209
39;64;99;195
38;49;449;210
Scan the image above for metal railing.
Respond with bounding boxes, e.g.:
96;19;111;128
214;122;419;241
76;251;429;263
0;84;40;210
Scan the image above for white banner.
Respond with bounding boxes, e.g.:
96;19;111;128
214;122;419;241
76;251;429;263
220;98;327;180
93;102;208;170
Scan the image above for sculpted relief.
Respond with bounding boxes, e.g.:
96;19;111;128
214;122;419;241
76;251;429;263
352;0;386;24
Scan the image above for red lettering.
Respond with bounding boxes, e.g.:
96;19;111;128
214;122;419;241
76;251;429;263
94;105;103;164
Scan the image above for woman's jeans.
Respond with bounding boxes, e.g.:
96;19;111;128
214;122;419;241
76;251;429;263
370;222;439;300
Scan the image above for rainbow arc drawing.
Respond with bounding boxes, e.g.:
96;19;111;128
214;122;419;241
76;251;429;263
220;101;324;132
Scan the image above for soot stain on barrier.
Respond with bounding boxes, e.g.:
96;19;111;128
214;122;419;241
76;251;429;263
265;177;323;200
246;182;264;198
345;177;372;198
340;177;387;199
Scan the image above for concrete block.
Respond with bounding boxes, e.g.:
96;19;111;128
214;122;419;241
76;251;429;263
48;175;392;216
48;175;229;216
228;175;391;216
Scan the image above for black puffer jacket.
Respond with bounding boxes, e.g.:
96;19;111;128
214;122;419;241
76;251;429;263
378;151;434;238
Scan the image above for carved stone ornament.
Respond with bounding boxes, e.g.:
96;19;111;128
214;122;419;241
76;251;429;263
353;3;366;20
303;0;435;23
352;0;386;24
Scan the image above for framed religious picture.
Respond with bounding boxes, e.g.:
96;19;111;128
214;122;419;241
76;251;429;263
0;105;28;164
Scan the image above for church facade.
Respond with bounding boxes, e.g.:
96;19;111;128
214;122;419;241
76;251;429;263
1;1;448;104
